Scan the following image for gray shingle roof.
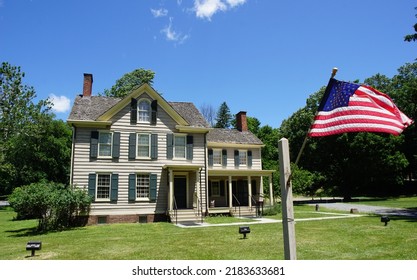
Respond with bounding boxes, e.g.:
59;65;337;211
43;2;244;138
68;96;210;128
207;128;264;145
68;96;121;121
168;102;210;128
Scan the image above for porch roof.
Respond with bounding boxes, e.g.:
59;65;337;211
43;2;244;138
208;169;275;176
163;164;204;171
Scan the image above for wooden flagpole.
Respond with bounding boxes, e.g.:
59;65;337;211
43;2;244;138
279;68;338;260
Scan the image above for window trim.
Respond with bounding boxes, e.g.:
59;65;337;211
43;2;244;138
212;149;222;166
98;131;113;159
135;173;151;201
238;150;247;166
136;133;151;159
95;173;112;201
173;134;187;160
138;98;151;123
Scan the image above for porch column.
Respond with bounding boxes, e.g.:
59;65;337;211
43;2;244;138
194;169;200;209
228;175;233;209
269;174;273;206
169;169;174;211
248;176;252;207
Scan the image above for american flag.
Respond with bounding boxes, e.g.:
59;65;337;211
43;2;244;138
308;78;413;137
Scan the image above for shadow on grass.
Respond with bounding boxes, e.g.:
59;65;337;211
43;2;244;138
5;227;40;237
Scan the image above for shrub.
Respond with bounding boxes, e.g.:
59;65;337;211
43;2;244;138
263;202;281;216
8;181;91;231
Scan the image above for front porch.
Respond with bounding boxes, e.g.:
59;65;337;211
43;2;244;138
207;169;274;216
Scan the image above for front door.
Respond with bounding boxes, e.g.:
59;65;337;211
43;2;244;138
232;180;249;206
174;176;187;209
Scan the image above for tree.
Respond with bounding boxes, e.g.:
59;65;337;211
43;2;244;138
200;103;216;127
103;68;155;98
0;62;71;195
0;62;50;143
404;7;417;42
214;102;232;128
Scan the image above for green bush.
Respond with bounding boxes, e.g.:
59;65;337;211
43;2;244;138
263;202;281;216
8;181;91;231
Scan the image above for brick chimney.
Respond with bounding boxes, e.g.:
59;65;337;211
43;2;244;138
83;73;93;97
236;111;248;132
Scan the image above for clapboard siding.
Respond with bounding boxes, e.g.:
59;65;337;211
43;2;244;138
207;147;263;170
71;98;207;216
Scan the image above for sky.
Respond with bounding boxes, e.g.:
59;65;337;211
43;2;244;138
0;0;416;128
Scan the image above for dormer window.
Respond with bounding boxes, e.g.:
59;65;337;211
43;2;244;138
138;99;151;122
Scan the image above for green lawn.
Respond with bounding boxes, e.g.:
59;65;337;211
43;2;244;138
1;197;416;260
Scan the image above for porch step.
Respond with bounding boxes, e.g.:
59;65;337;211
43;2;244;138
169;209;202;224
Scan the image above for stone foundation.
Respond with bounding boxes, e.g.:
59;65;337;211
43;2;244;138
79;214;169;225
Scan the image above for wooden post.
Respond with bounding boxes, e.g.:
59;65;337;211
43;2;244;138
278;138;297;260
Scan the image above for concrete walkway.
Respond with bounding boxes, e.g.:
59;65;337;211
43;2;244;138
175;212;364;228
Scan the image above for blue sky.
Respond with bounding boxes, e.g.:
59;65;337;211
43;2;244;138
1;0;415;128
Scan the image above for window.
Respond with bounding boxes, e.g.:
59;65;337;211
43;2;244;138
211;181;220;196
137;134;150;158
96;174;111;200
174;135;186;159
136;174;150;199
98;132;112;157
138;99;150;122
239;150;247;166
213;149;222;165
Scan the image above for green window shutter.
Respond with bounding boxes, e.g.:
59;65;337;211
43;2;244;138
90;131;99;158
112;132;120;158
128;174;136;202
151;134;158;160
128;133;136;160
151;100;157;125
167;134;173;159
208;181;212;197
186;135;193;160
234;150;239;167
88;173;96;201
248;150;252;167
130;98;137;124
208;149;213;166
110;174;118;202
149;173;157;201
222;149;227;167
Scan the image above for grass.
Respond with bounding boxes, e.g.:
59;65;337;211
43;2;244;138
1;196;416;260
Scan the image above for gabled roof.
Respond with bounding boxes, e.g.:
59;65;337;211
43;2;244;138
67;83;211;130
207;128;264;147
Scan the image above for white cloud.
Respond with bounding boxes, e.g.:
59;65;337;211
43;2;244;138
49;94;71;113
193;0;246;20
151;8;168;18
226;0;246;8
161;17;189;44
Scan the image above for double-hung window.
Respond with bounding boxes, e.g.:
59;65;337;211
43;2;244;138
96;174;111;200
136;174;150;199
137;133;150;158
98;132;112;157
174;135;186;159
213;149;222;165
239;150;247;166
138;99;150;122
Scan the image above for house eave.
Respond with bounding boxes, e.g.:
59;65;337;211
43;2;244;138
67;119;112;128
208;142;265;149
175;125;212;133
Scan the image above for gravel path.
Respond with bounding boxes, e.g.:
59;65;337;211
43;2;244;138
316;202;417;218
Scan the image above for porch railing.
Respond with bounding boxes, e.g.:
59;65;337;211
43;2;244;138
172;195;178;225
232;194;241;217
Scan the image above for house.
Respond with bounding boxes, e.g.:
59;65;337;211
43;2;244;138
67;74;274;225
